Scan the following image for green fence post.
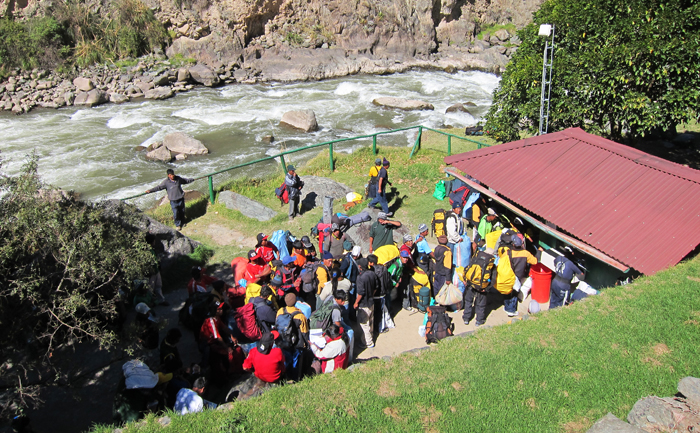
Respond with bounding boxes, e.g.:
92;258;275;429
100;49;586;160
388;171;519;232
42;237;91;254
208;176;215;204
447;135;452;156
372;135;377;154
329;143;335;171
409;126;423;159
279;155;287;171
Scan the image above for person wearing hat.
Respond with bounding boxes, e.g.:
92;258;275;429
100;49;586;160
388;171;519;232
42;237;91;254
367;158;392;214
255;233;278;264
415;223;435;259
477;208;499;240
549;246;585;309
366;157;382;199
315;251;335;295
324;223;355;258
291;240;307;268
354;258;379;349
368;212;402;253
272;255;298;297
145;169;194;230
284;164;304;221
243;330;286;383
446;203;465;247
432;235;453;296
301;236;317;260
244;250;271;285
399;234;415;267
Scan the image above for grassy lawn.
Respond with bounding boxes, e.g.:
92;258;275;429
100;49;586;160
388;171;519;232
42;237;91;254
94;254;700;433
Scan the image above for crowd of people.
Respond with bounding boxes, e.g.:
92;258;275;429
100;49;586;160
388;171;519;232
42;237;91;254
117;162;594;423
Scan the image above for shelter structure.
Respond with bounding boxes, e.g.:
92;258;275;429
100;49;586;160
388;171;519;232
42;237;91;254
445;128;700;283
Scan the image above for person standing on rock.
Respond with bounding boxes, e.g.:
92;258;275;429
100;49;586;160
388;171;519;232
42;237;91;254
285;165;304;221
146;169;194;230
367;158;392;215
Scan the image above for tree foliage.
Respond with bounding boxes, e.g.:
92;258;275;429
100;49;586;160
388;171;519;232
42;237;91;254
485;0;700;142
0;154;155;416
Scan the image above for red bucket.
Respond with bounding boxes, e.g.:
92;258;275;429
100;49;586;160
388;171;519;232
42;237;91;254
529;263;553;303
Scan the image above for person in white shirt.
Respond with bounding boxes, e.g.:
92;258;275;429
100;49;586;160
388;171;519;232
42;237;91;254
174;377;216;415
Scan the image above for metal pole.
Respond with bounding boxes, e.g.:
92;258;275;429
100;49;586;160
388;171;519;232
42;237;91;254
447;135;452;156
279;155;286;171
208;176;215;204
372;135;377;154
329;143;334;171
538;25;555;136
410;126;423;159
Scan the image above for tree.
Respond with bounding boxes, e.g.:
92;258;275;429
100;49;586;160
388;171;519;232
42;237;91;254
485;0;700;142
0;154;155;417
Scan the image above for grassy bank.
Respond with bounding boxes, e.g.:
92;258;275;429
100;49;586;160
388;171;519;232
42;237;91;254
94;254;700;433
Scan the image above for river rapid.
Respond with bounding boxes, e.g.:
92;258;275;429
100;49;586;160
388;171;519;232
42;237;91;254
0;69;499;205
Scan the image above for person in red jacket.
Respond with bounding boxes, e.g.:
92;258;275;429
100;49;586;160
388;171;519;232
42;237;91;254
255;233;279;264
310;324;349;374
187;266;219;297
199;302;242;381
242;331;286;383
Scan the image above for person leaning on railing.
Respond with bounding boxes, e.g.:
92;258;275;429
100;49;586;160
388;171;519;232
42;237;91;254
145;169;194;230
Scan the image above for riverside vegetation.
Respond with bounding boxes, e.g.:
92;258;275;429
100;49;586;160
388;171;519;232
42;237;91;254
121;134;700;433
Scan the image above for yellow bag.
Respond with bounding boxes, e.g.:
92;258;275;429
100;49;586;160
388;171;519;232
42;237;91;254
495;247;516;294
374;244;400;266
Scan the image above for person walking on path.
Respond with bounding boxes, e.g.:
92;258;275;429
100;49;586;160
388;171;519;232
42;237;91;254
145;169;194;230
285;165;304;221
367;158;392;214
367;158;382;199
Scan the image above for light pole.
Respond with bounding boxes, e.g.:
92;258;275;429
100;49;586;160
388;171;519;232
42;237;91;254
538;24;555;136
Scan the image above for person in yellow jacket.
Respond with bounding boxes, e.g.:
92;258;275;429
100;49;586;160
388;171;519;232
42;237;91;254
496;246;519;317
433;236;453;296
367;158;382;199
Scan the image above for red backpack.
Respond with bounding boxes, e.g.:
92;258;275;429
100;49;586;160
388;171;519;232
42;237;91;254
275;182;289;205
234;302;262;341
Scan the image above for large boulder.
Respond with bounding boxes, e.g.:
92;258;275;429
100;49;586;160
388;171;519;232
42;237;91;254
372;97;434;111
218;191;277;221
145;142;173;162
163;132;209;156
678;376;700;405
72;77;94;92
280;109;319;132
74;89;108;107
188;64;221;87
99;200;200;270
299;176;354;212
586;413;646;433
110;93;129;104
145;87;175;100
345;207;410;257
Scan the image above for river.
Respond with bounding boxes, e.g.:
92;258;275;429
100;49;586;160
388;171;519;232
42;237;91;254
0;69;499;205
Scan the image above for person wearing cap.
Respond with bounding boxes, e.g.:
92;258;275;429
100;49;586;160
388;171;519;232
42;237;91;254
415;223;435;259
285;164;304;221
300;236;317;260
324;223;354;258
354;258;379;349
368;212;402;253
446;203;465;247
400;234;415;266
550;246;585;309
366;157;382;199
145;169;194;230
432;235;453;295
243;331;286;383
272;255;298;297
315;251;335;296
477;208;499;241
367;158;392;214
244;250;271;285
187;266;220;297
255;233;279;264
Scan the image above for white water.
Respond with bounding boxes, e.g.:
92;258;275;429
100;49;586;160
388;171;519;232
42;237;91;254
0;70;499;203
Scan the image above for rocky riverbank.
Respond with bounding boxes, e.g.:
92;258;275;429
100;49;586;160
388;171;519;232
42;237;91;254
0;28;520;115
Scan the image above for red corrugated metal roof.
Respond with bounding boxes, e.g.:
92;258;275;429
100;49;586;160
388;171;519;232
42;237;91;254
445;128;700;275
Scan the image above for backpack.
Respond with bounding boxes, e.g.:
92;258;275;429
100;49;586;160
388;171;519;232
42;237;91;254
431;209;447;237
425;305;454;344
234;302;262;342
464;251;496;292
416;286;431;313
348;210;372;227
495;248;516;294
373;263;392;298
275;182;289;205
433;180;447;200
309;300;340;331
301;262;326;293
448;185;472;209
275;307;304;350
385;257;404;287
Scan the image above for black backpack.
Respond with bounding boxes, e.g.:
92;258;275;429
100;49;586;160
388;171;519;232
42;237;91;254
425;305;454;344
275;307;305;350
373;263;392;298
301;262;325;293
